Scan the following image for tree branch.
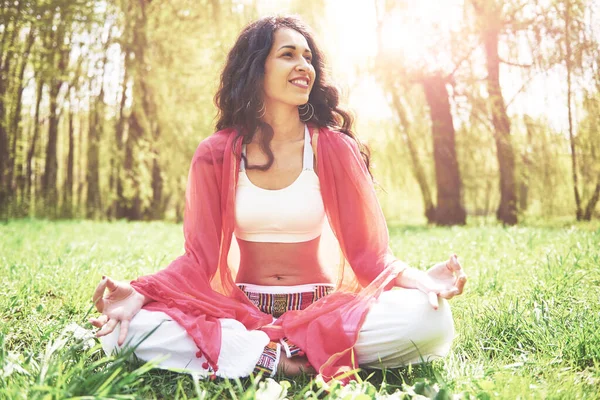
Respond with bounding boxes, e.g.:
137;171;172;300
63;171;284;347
499;58;533;68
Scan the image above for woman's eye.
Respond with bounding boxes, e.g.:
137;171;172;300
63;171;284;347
281;52;311;63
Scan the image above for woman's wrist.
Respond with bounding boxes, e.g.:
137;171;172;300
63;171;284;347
394;266;424;289
141;293;152;305
132;288;152;306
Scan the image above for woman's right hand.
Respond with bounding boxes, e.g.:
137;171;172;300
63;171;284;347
90;277;148;346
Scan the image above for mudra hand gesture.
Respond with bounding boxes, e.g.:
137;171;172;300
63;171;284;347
401;255;467;309
90;277;147;346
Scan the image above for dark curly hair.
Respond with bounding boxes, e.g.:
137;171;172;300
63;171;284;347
214;15;371;174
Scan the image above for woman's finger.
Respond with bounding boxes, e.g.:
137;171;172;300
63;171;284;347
439;288;460;299
447;255;461;272
117;320;130;346
92;277;108;312
89;318;101;328
455;271;468;294
96;318;119;338
428;260;449;275
105;277;118;292
89;314;109;328
428;292;439;310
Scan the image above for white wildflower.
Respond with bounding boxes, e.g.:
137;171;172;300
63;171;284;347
334;381;377;399
62;322;96;350
0;351;29;378
255;378;290;400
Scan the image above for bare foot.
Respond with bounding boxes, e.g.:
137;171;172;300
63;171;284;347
278;356;316;376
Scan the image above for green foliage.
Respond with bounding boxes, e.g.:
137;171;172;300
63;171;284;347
1;220;599;398
2;0;600;222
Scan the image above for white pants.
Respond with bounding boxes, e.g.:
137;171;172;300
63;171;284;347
101;289;454;378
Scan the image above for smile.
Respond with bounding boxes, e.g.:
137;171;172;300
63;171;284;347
289;78;310;89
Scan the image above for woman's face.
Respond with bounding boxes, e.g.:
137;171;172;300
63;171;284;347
262;28;316;108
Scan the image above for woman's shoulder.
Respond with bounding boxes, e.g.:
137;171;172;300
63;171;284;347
191;128;237;163
314;126;362;154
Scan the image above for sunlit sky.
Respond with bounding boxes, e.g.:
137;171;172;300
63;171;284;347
259;0;599;135
259;0;467;125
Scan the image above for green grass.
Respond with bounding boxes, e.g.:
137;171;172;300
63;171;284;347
1;219;599;399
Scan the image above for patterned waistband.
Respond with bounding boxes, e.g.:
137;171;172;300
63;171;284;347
237;283;334;318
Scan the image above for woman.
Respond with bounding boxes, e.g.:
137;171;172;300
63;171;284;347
91;16;467;381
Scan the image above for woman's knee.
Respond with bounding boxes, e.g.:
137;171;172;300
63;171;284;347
368;289;454;342
99;310;175;356
357;289;455;367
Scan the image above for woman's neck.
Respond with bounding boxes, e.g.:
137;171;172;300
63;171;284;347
261;103;305;143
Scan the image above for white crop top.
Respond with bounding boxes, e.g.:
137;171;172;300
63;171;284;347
234;125;325;243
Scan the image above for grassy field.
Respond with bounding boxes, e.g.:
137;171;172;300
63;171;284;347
0;219;599;399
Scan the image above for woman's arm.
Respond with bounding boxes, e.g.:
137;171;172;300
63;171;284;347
317;128;466;302
130;135;225;303
90;136;225;342
317;128;404;288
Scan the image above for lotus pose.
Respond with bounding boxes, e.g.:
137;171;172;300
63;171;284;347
91;16;467;381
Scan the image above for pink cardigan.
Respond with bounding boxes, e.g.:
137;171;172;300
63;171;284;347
131;125;405;380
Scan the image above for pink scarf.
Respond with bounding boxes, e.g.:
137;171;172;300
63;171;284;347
131;125;404;380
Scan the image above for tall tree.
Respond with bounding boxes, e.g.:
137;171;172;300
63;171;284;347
41;6;72;217
422;73;467;225
471;0;518;225
25;72;45;216
563;0;582;219
374;1;466;225
115;0;164;220
0;0;24;219
7;23;36;216
388;86;436;222
86;28;112;219
109;55;128;220
10;25;36;217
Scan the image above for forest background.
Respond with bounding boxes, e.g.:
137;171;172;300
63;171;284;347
2;1;600;398
1;0;599;226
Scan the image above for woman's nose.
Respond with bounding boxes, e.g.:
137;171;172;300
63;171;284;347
295;58;310;71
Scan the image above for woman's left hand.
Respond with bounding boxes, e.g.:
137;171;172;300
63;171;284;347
396;255;467;309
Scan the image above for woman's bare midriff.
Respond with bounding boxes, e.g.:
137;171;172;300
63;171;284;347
235;236;333;286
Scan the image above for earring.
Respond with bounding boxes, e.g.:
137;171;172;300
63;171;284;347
257;102;266;119
298;102;314;122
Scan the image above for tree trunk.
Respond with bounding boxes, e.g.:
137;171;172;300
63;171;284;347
150;148;164;219
42;84;62;217
86;99;102;219
77;111;85;215
111;63;128;219
482;27;518;225
42;22;70;218
120;0;163;220
389;89;436;223
121;111;143;220
9;25;36;217
26;77;44;216
86;27;113;219
565;1;583;220
140;8;163;220
0;83;8;220
0;0;22;219
63;94;75;218
422;73;466;225
582;175;600;220
472;0;518;225
520;115;534;212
